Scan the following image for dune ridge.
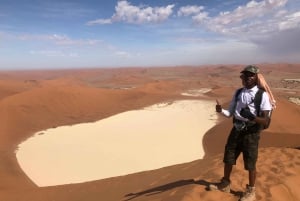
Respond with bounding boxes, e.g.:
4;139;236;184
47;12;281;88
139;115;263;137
0;64;299;201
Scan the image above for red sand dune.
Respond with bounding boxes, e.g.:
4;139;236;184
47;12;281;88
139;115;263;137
0;64;299;201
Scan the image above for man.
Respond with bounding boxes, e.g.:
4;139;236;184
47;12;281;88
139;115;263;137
209;65;273;201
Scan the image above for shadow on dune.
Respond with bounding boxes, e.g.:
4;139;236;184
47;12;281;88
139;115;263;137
124;179;203;200
124;179;243;200
124;179;210;201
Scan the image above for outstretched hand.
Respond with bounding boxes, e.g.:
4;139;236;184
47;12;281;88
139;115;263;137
216;99;222;113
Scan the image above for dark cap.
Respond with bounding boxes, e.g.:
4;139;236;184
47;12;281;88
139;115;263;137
241;65;260;74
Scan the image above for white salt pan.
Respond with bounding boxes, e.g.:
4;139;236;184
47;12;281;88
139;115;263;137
181;88;211;97
16;100;217;187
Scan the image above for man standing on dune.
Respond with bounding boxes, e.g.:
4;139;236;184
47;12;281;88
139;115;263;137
208;65;275;201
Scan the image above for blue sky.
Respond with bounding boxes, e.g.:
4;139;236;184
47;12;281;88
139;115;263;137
0;0;299;70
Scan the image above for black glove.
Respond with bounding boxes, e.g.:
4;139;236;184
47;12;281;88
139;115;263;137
240;107;255;121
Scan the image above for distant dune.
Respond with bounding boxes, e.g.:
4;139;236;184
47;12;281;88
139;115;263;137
0;64;299;201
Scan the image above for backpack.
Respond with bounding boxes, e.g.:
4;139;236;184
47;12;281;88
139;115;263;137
235;87;272;129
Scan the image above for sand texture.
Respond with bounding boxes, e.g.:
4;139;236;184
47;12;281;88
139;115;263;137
0;64;299;201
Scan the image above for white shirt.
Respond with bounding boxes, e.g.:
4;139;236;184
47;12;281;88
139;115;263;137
222;85;272;121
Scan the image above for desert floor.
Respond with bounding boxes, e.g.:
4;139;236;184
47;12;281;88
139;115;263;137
0;64;299;201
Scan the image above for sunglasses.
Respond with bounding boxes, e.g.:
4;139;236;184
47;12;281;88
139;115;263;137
240;72;256;78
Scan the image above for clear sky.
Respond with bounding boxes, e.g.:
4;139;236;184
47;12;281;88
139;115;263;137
0;0;299;70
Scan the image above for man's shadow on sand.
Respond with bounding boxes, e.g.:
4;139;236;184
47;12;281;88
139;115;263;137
124;179;243;201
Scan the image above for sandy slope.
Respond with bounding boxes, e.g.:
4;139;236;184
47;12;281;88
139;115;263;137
0;64;299;201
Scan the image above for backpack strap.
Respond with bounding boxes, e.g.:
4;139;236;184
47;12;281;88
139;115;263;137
233;88;243;123
235;88;243;103
254;88;264;116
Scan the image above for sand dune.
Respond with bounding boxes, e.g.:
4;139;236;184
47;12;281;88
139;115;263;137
0;64;299;201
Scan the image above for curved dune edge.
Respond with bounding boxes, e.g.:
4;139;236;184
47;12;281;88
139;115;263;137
0;65;299;201
16;100;217;187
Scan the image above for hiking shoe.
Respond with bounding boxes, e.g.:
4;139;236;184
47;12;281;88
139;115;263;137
239;184;256;201
208;177;231;193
